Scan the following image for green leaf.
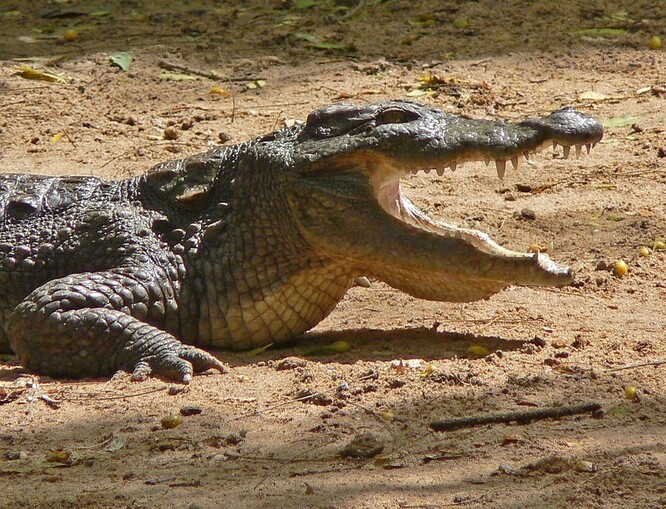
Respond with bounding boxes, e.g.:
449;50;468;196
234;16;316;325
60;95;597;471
109;52;132;71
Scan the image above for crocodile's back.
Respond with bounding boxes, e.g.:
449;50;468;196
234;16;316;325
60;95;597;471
0;174;137;343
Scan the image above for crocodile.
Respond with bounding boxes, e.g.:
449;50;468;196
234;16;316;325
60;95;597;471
0;100;603;382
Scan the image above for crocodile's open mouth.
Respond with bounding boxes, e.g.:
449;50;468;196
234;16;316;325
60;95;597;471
371;142;591;260
357;145;586;300
293;103;603;302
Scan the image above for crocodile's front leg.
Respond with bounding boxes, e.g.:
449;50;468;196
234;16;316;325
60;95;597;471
7;268;226;383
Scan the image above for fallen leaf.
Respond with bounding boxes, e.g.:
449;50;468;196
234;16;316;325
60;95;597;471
603;116;642;128
159;72;198;81
109;52;132;71
15;66;67;83
209;86;230;96
246;79;266;90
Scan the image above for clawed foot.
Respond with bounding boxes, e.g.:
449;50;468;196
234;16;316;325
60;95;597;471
129;344;227;383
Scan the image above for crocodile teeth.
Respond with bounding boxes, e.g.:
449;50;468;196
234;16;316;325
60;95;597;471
436;167;445;176
563;145;571;159
511;156;519;170
496;160;507;179
585;143;592;154
552;141;558;150
449;162;457;172
524;152;530;161
575;145;582;158
484;157;491;166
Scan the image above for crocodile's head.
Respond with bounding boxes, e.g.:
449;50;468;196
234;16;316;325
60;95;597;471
257;100;603;303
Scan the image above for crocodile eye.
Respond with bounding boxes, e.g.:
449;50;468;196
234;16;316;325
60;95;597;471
376;109;417;125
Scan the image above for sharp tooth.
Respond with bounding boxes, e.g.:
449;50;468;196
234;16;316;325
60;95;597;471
511;156;519;170
585;143;592;154
563;145;571;159
592;142;597;149
424;168;431;174
449;162;457;172
495;160;506;179
484;157;491;166
552;141;558;150
524;152;530;161
575;145;582;158
436;167;445;176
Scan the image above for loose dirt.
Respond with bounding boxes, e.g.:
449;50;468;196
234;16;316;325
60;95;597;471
1;1;665;508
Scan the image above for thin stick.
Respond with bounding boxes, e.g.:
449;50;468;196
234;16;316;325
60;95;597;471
157;59;263;82
606;359;666;372
57;385;168;402
430;402;601;432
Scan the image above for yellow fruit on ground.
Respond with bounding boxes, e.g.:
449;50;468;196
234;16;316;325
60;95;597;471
613;259;628;277
63;29;79;42
624;386;638;400
648;36;663;50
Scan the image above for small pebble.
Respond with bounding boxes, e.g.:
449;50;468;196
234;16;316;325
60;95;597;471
164;127;179;140
574;460;597;473
275;357;307;371
520;208;537;220
340;433;385;459
180;406;203;416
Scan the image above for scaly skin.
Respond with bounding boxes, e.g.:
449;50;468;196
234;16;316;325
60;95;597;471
0;100;603;382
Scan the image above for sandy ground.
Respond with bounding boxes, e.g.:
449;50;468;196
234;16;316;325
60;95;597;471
1;1;666;508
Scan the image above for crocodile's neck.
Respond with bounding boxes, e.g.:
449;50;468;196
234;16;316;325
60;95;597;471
139;144;354;350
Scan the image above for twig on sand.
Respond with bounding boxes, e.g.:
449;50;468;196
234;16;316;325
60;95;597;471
606;359;666;372
429;402;601;432
157;59;263;82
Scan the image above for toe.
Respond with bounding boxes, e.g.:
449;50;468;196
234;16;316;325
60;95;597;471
178;345;228;374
